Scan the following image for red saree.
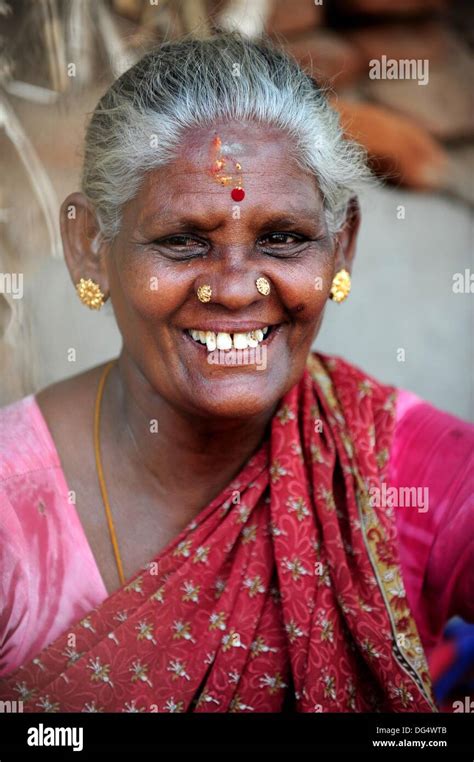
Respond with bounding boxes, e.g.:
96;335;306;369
0;353;436;712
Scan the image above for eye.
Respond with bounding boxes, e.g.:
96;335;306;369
152;235;208;258
260;232;302;245
257;231;308;255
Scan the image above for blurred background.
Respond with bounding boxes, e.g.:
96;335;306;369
0;0;472;418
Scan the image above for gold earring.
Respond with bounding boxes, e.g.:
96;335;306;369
197;284;212;303
256;277;270;296
76;277;105;310
329;268;351;303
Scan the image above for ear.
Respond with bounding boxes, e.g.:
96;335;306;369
333;196;361;273
60;192;111;299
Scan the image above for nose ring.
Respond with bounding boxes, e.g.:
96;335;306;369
197;284;212;303
256;277;270;296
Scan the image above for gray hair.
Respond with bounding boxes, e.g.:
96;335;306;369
82;31;371;241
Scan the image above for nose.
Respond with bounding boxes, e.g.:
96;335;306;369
197;252;271;311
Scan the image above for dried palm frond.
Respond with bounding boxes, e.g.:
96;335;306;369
0;93;61;259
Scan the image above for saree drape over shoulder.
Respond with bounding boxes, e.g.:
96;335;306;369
0;353;437;712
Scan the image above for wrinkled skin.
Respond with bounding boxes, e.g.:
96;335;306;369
36;121;360;592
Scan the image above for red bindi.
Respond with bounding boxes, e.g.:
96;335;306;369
231;187;245;202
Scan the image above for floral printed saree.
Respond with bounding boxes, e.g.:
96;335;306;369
0;353;436;712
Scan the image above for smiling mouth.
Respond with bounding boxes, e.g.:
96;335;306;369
184;325;278;352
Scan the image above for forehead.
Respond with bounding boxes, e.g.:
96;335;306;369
181;121;291;163
131;121;322;225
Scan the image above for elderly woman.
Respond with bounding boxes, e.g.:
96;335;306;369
0;33;472;714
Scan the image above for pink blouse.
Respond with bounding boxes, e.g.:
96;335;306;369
0;388;473;678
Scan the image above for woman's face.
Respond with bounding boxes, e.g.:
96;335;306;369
67;121;358;420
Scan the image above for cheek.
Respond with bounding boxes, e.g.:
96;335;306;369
110;253;184;323
271;254;333;323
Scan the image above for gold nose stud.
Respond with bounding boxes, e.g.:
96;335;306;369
197;284;212;303
256;277;270;296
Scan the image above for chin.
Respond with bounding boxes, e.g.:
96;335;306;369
183;373;285;421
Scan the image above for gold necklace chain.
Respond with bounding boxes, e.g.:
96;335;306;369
93;358;125;586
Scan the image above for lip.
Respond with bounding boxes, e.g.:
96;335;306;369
181;321;281;334
182;322;284;355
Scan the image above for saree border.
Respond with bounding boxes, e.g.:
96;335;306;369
307;353;437;712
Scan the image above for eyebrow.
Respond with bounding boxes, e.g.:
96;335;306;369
257;213;323;228
138;209;324;233
137;215;220;234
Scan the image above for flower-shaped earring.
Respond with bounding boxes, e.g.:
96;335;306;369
76;278;105;310
329;269;351;303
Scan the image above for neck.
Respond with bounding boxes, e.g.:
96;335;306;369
105;352;275;511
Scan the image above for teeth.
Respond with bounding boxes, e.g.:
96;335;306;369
216;332;232;350
188;326;271;351
233;332;249;349
205;331;216;351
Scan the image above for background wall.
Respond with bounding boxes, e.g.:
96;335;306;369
0;0;472;419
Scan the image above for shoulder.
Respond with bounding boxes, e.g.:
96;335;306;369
389;388;474;645
0;399;42;675
0;361;111;533
390;386;473;549
390;386;473;561
0;394;59;482
309;352;473;461
0;361;112;483
0;371;110;677
391;387;473;488
0;359;104;481
308;351;397;408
